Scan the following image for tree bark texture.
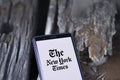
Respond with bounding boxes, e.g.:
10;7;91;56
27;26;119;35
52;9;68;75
46;0;118;65
0;0;38;80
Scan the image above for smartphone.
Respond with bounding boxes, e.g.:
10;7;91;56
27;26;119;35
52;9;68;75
32;33;84;80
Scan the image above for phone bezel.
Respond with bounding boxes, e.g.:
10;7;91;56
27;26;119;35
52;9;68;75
32;33;84;80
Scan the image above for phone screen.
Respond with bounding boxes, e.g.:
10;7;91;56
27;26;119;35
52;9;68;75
33;33;83;80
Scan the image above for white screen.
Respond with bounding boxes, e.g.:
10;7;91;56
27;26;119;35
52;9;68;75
36;37;83;80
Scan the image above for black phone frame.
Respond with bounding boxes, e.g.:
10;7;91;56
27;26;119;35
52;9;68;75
32;33;85;80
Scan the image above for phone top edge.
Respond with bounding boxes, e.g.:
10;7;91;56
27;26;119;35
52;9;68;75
33;33;71;41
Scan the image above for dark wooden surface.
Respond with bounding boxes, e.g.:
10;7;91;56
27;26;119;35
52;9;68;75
0;0;120;80
0;0;43;80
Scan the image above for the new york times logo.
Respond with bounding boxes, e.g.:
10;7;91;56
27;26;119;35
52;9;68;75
49;49;64;58
46;49;72;71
